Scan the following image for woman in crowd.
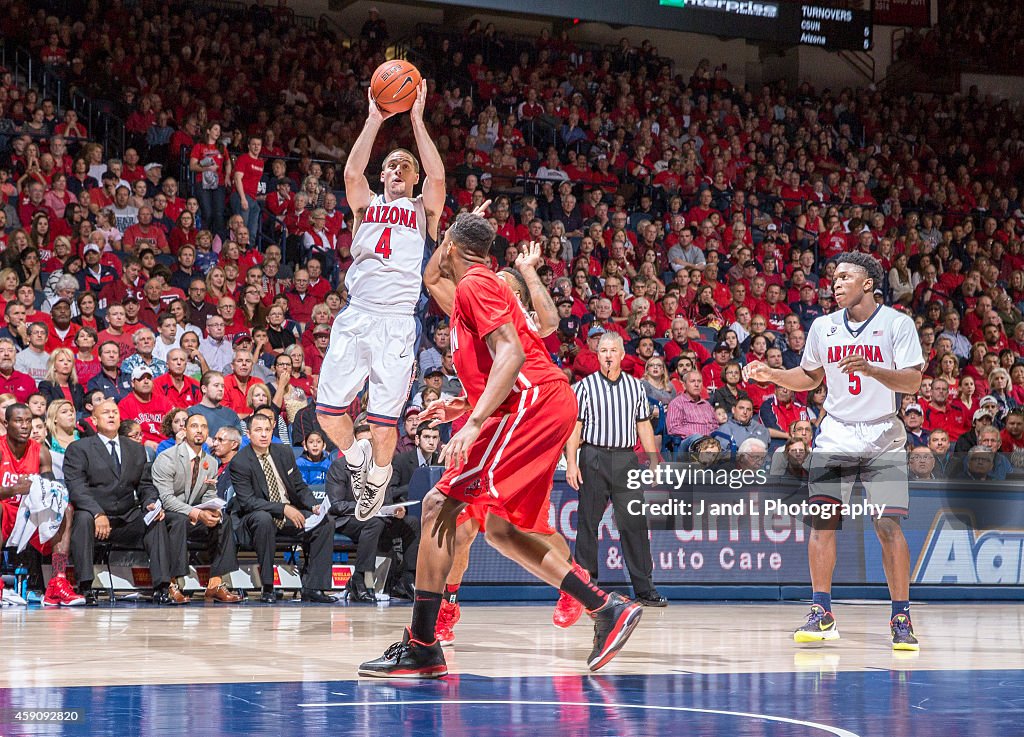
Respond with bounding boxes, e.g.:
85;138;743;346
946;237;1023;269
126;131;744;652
641;356;675;447
45;398;79;456
688;283;725;330
179;331;209;380
74;292;105;331
238;285;269;330
710;362;749;414
987;368;1018;420
935;352;961;394
72;328;101;385
155;408;190;456
38;348;86;411
951;374;979;418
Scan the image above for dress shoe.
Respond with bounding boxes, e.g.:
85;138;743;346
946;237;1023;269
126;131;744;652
389;581;414;601
260;590;277;604
204;583;244;603
637;592;668;607
347;576;376;603
154;584;189;605
302;589;339;604
167;582;190;604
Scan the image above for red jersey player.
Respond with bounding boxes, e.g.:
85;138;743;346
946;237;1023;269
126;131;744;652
423;241;590;646
0;403;83;606
359;213;643;679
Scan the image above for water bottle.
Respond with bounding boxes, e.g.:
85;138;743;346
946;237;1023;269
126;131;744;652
14;567;28;599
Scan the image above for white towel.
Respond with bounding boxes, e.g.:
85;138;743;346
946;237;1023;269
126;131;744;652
5;476;69;553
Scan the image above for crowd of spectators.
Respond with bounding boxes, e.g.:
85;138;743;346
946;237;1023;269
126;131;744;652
1;0;1024;601
896;0;1024;76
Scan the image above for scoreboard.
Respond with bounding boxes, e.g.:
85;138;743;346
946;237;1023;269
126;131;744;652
425;0;873;51
658;1;874;50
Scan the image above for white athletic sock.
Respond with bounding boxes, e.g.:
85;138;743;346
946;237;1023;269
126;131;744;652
367;461;391;487
343;441;365;469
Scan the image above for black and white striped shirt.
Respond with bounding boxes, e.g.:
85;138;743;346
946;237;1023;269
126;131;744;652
573;371;652;449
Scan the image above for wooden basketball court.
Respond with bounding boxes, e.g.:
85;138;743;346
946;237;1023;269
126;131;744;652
1;599;1020;735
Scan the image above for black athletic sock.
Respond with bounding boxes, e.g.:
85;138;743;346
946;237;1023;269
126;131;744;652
560;570;607;612
411;590;443;643
443;583;460;605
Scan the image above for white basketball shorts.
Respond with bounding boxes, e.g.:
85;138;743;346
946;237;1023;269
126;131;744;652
315;306;417;426
807;414;910;516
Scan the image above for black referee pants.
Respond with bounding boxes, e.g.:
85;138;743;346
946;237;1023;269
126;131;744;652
574;445;655;598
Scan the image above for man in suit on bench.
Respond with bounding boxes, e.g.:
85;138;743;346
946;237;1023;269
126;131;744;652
230;412;337;603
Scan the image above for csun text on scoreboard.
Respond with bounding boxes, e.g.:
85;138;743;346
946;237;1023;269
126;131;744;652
658;0;873;50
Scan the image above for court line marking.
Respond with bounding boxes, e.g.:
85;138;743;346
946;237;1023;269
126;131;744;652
297;699;861;736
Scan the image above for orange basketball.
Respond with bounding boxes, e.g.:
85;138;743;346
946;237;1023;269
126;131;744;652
370;59;422;114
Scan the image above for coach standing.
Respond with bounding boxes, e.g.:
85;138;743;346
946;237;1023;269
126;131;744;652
565;332;667;607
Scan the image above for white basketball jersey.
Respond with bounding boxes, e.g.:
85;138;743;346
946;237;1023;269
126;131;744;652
346;194;428;314
801;305;924;424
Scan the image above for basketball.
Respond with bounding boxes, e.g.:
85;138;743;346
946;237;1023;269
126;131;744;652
370;59;422;114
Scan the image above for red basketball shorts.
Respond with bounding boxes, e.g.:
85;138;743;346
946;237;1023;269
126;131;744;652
439;381;576;535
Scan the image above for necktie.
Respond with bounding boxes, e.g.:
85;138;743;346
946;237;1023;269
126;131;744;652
108;440;121;475
259;454;286;529
190;455;201;493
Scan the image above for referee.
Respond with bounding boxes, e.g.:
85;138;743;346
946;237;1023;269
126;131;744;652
566;330;666;607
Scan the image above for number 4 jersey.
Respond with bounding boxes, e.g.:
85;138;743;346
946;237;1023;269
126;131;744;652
800;305;924;424
345;194;429;315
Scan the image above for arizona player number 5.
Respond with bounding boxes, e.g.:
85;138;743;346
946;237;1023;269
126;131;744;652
848;372;861;395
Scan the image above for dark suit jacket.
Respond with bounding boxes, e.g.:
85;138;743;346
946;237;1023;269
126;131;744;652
324;459;357;517
388;449;438;503
230;443;317;520
38;380;87;412
64;434;151;518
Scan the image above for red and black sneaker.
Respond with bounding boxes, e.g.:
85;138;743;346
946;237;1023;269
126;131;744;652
358;628;448;679
587;593;643;672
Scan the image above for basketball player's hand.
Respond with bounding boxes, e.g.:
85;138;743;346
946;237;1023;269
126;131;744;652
94;514;111;540
471;199;492;217
410;79;428;124
565;461;582;490
515;242;543;272
283;504;306;529
440;419;481;468
837;354;871;375
742;360;773;383
367;86;397;124
3;476;32;498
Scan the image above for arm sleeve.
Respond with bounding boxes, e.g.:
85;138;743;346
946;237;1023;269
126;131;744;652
800;319;824;371
456;273;516;338
892;314;926;370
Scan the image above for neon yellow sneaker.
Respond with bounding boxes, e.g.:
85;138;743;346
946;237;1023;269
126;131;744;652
793;604;840;643
890;614;920;651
